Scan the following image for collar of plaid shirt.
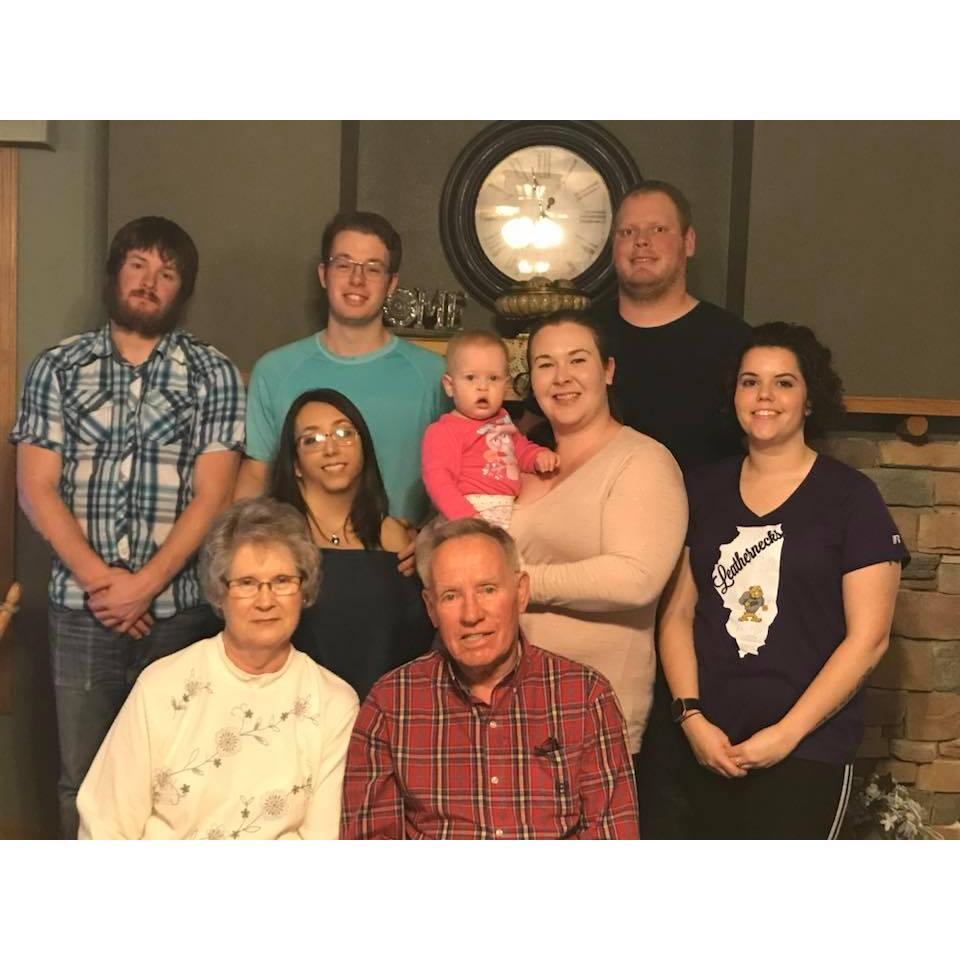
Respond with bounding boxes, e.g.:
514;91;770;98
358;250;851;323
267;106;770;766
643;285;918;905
87;324;189;366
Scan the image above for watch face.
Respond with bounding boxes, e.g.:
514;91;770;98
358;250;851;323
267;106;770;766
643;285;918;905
474;145;613;282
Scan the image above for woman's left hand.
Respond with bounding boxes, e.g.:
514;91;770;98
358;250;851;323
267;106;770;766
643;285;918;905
728;722;799;771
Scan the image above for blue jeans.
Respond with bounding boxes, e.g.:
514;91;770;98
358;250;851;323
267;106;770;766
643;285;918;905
49;603;223;839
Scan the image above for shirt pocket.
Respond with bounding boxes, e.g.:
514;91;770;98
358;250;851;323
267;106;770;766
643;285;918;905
141;386;196;447
524;742;577;829
62;388;113;446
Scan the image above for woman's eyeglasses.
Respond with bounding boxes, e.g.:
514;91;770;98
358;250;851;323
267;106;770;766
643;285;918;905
296;426;358;450
223;575;303;598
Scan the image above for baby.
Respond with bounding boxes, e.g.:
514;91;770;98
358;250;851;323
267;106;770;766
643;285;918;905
422;329;559;530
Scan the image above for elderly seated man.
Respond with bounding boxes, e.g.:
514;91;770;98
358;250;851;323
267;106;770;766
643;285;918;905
340;517;639;839
77;498;359;839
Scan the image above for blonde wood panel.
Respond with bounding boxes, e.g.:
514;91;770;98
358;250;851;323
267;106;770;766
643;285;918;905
0;148;17;714
844;396;960;416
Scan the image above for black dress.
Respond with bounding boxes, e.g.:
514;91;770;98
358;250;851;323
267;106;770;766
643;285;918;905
292;549;435;701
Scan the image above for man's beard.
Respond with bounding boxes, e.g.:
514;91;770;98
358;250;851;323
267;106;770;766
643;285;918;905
108;285;183;337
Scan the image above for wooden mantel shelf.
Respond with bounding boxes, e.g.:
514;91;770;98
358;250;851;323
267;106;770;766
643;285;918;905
845;396;960;417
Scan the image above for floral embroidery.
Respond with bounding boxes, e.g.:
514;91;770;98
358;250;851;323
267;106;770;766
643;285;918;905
152;768;180;805
262;791;288;820
151;695;323;806
170;671;213;712
217;777;313;839
214;728;241;755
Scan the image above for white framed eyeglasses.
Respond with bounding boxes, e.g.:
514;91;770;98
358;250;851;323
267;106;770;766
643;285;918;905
296;426;358;450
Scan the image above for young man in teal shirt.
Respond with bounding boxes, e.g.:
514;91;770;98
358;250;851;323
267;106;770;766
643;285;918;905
236;211;447;525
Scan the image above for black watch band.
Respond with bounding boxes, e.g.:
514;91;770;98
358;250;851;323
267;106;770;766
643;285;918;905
670;697;701;724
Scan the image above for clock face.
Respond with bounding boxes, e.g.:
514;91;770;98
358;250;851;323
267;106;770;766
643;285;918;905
474;145;613;283
439;122;641;310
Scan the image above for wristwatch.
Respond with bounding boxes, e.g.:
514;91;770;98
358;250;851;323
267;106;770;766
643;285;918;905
670;697;702;724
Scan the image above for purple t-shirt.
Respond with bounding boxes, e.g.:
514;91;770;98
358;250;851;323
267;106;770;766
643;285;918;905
686;454;906;765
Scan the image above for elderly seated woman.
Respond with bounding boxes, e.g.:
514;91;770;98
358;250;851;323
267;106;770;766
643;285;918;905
76;497;359;840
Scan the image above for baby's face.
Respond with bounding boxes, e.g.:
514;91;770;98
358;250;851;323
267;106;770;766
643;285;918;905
443;343;509;419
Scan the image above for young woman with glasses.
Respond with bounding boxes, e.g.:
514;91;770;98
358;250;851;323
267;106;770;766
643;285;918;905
269;388;434;700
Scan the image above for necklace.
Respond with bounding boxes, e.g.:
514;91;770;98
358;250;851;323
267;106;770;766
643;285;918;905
304;503;346;547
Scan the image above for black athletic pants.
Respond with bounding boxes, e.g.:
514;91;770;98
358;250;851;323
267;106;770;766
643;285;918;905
636;671;853;840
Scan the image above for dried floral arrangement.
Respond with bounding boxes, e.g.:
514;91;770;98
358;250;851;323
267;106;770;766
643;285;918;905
841;772;941;839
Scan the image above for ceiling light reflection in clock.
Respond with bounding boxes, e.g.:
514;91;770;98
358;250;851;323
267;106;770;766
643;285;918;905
516;259;551;276
502;217;533;249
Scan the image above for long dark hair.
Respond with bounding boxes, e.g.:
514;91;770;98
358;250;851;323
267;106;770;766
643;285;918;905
269;388;389;550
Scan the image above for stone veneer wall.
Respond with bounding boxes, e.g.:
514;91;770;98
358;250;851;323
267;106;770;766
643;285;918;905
819;434;960;836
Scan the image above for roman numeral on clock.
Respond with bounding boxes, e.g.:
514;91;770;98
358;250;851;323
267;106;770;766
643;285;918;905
576;234;598;255
579;210;607;224
574;180;601;202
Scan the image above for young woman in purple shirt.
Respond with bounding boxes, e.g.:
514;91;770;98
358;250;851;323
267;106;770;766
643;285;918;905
658;322;905;839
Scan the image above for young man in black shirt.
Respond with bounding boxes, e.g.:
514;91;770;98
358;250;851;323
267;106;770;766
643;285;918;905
604;180;751;837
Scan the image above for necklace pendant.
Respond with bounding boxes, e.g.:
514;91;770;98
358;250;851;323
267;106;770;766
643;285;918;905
330;534;340;545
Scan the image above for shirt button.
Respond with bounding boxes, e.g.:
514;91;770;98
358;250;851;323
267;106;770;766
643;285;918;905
117;537;130;561
495;829;503;838
489;721;497;728
490;776;499;785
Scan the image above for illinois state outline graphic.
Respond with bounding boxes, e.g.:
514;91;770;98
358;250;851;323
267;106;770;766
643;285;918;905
711;524;784;658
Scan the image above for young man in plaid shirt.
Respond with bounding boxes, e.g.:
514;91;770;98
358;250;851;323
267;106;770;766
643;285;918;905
341;518;639;839
11;217;245;838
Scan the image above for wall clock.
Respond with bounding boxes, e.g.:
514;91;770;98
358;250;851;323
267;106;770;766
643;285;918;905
440;121;641;310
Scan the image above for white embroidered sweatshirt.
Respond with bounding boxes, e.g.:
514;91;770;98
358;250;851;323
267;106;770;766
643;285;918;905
78;635;359;839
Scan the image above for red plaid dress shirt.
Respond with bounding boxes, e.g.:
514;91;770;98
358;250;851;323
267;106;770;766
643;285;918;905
340;640;639;839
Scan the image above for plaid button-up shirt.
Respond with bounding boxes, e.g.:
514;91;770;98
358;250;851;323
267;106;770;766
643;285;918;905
10;325;245;616
340;641;639;839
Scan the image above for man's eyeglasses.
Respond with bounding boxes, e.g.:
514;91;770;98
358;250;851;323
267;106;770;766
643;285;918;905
296;426;358;450
223;575;303;598
326;255;390;279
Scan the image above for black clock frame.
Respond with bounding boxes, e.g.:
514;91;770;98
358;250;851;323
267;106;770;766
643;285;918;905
439;121;642;310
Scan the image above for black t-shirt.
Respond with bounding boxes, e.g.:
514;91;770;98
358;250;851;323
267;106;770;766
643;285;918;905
600;300;750;474
686;454;907;765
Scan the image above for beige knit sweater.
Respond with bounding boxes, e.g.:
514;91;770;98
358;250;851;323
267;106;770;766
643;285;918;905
511;426;687;753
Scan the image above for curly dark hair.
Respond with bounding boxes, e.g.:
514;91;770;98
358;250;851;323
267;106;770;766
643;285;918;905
729;322;846;439
269;388;389;551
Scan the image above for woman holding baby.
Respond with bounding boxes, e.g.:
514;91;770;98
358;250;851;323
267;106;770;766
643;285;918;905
508;311;688;767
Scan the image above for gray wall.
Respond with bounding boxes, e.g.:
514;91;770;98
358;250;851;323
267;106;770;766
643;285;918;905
106;121;736;348
603;120;734;309
744;121;960;398
1;121;108;838
108;121;342;373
